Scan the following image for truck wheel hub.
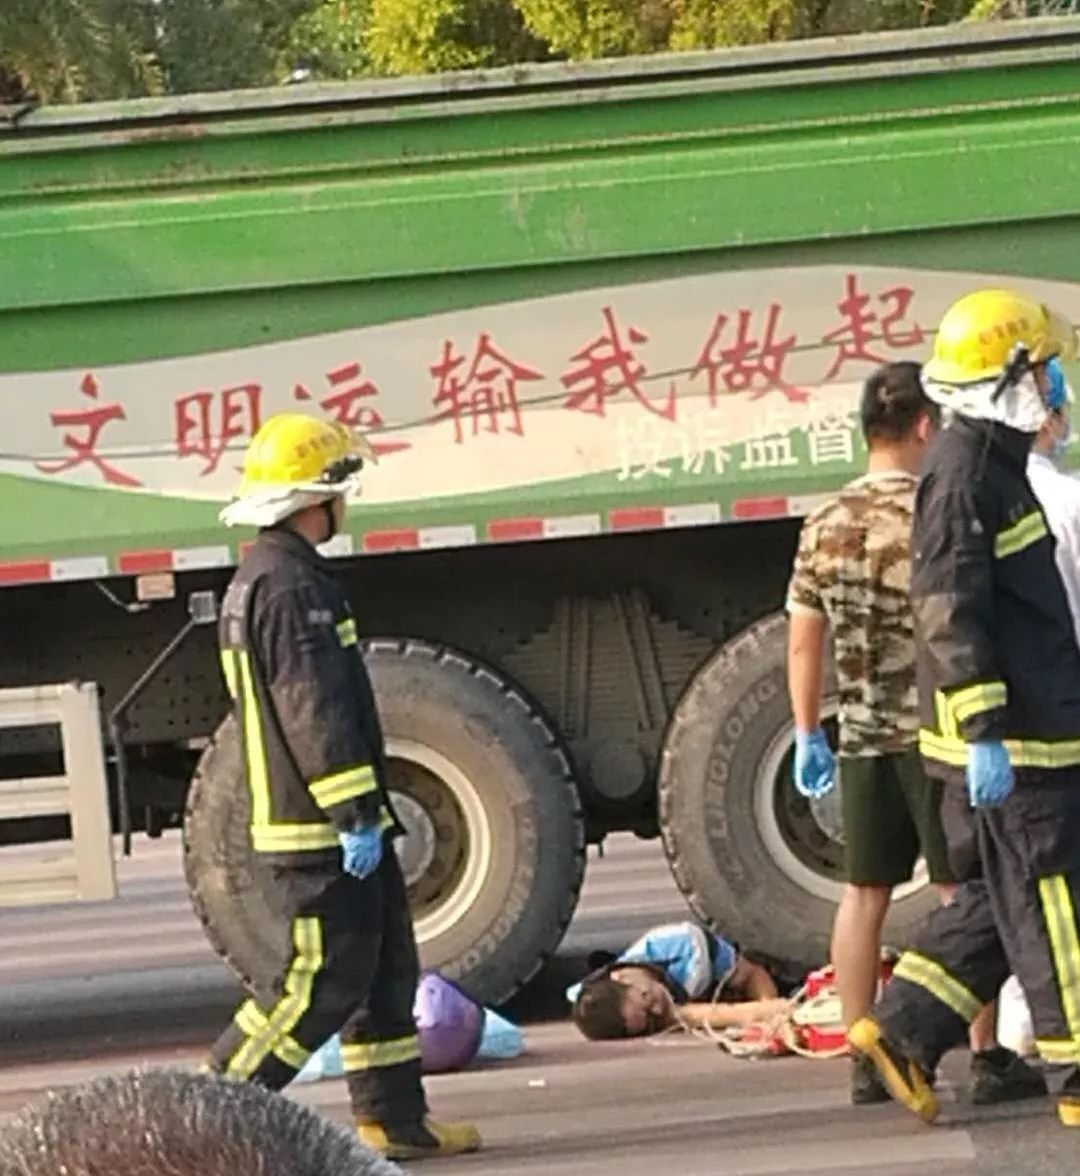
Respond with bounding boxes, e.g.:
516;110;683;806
384;737;494;943
389;790;438;886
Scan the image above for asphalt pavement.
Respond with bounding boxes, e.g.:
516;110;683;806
0;832;1077;1173
0;831;686;1058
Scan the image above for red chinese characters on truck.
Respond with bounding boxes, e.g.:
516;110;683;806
35;373;143;488
694;274;925;405
821;274;925;380
30;272;929;489
294;361;411;458
175;383;262;476
431;333;542;444
561;306;677;422
172;362;412;477
691;303;808;405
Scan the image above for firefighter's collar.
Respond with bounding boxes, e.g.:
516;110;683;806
949;414;1033;469
259;524;331;569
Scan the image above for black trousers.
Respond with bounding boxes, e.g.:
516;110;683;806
208;849;426;1124
874;772;1080;1096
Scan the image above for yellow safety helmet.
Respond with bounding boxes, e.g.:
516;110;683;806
237;413;375;495
221;413;376;528
924;288;1077;385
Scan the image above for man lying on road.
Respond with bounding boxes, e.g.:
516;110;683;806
566;920;793;1040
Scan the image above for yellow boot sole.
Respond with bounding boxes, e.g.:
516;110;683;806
1058;1098;1080;1126
848;1017;939;1125
357;1121;481;1160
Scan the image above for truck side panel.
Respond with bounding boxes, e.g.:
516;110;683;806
2;24;1080;580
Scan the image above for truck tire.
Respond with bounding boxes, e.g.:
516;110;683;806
184;638;586;1008
657;612;935;969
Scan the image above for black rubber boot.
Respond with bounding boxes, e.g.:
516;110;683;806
969;1046;1047;1105
848;1017;939;1124
851;1052;891;1105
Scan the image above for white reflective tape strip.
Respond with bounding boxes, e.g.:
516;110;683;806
663;503;721;528
49;557;110;581
543;514;602;539
418;525;477;550
317;534;355;559
173;545;232;571
788;494;832;517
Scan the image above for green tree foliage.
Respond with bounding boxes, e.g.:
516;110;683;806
0;0;160;103
363;0;544;75
0;0;323;102
671;0;803;51
417;0;1000;66
283;0;373;80
509;0;671;58
155;0;318;93
967;0;1080;16
2;0;1075;101
810;0;973;35
510;0;803;60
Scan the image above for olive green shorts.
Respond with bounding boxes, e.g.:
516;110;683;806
840;750;954;887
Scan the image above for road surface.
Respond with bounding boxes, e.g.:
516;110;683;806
0;833;1073;1173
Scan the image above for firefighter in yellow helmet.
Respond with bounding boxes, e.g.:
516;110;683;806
848;290;1080;1128
208;413;481;1161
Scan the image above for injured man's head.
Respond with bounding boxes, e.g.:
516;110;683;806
0;1067;403;1176
572;964;678;1040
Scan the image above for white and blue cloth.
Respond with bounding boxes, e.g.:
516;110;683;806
565;921;739;1005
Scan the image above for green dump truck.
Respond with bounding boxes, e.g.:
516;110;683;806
3;17;1080;1005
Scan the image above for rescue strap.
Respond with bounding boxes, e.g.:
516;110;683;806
647;984;849;1061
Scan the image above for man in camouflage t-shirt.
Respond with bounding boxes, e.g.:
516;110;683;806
786;362;998;1105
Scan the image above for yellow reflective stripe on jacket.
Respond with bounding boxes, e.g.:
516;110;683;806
220;650;239;700
227;917;323;1078
1038;876;1080;1050
337;618;358;648
233;647;344;855
942;681;1007;731
340;1034;421;1071
250;822;340;853
933;692;956;740
309;764;377;809
236;649;272;828
379;806;395;831
920;729;1080;770
994;510;1048;559
892;950;983;1023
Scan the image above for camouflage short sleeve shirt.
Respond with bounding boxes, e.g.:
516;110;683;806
786;471;919;757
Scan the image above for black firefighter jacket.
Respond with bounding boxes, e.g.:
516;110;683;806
913;414;1080;783
219;527;399;867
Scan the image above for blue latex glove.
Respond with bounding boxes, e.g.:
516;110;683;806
338;826;383;880
793;727;836;799
966;741;1014;808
